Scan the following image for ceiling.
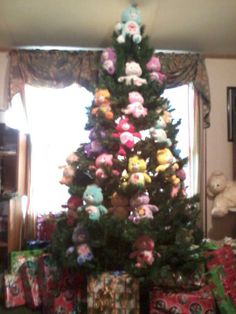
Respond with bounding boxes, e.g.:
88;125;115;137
0;0;236;57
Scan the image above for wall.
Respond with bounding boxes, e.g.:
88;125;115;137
0;52;236;240
0;52;9;112
205;58;236;241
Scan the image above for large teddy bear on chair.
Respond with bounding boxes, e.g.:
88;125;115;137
207;171;236;217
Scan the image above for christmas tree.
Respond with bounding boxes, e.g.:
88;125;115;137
51;4;204;292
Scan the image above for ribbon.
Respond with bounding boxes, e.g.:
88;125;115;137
93;286;114;312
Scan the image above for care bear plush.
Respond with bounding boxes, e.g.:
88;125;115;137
78;184;107;220
146;56;166;83
122;91;147;118
207;171;236;217
115;5;142;44
118;61;147;86
92;89;113;120
129;235;155;268
100;47;116;75
156;148;180;185
121;155;151;189
109;192;130;220
129;192;159;223
112;117;141;156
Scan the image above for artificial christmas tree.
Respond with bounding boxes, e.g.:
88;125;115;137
51;4;207;312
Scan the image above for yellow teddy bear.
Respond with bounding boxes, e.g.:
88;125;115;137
156;148;180;185
92;88;113;120
121;155;151;189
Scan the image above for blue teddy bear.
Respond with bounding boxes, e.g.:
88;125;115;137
115;5;142;44
78;184;107;220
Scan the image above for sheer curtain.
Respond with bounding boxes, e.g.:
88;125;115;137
9;84;92;216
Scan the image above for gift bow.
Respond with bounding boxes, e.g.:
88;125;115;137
94;286;114;312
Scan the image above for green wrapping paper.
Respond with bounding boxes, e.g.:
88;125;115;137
208;266;236;314
10;249;44;273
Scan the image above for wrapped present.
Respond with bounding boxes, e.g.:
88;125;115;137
38;260;86;314
26;239;50;250
149;286;216;314
4;273;25;308
36;213;57;241
206;245;236;271
87;271;139;314
20;260;41;309
10;249;43;274
37;253;60;309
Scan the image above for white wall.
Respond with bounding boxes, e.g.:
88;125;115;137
205;58;236;240
0;52;9;111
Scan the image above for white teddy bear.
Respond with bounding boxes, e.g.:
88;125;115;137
207;171;236;217
118;61;147;86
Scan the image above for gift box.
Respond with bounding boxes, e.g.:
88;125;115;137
149;286;216;314
36;213;57;241
48;271;87;313
4;273;25;308
26;239;50;250
10;249;43;274
37;253;60;310
20;260;41;309
87;271;139;314
206;245;236;271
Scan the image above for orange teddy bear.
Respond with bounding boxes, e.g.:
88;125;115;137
92;88;113;120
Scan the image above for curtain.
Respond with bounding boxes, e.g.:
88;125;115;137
8;49;100;102
8;49;211;241
157;52;210;128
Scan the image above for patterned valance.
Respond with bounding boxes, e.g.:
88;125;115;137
8;49;100;100
8;49;211;127
157;52;210;128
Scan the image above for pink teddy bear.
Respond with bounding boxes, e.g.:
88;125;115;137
146;56;166;83
129;235;155;268
100;48;116;75
112;117;141;156
122;91;147;118
94;153;119;179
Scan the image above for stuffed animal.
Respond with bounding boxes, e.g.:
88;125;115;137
109;192;130;220
146;56;166;83
59;165;76;186
92;89;113;120
100;48;116;75
91;153;119;179
62;195;83;225
121;155;151;189
207;171;236;217
129;235;155;268
78;184;107;220
66;152;80;165
156;148;180;185
115;5;142;44
122;91;147;118
129;192;159;223
112;117;141;156
84;140;104;157
67;223;94;265
118;61;147;86
149;127;172;146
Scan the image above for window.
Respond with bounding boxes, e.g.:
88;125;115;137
164;84;197;196
6;83;197;215
7;84;93;215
